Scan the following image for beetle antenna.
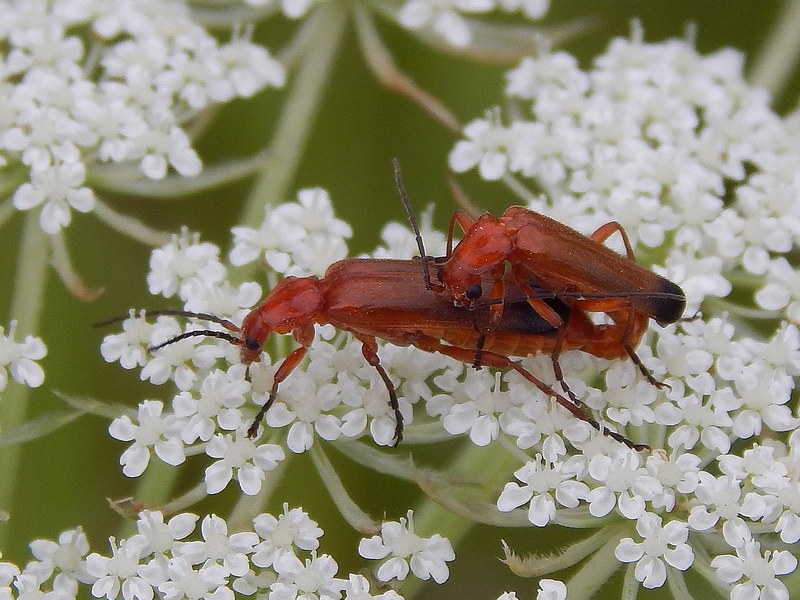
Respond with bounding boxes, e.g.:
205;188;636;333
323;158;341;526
95;309;239;331
392;158;432;290
148;329;240;352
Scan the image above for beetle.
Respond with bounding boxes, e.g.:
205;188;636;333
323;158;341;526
433;206;686;386
146;258;644;449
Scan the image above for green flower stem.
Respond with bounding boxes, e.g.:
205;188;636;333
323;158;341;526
0;212;50;547
748;0;800;95
565;523;630;600
236;2;348;234
227;454;290;531
310;443;380;533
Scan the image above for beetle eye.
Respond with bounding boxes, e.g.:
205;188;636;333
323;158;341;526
245;338;260;351
465;283;482;300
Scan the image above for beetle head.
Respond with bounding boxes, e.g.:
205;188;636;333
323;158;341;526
238;276;324;364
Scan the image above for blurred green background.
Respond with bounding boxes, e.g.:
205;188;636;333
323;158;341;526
0;2;794;598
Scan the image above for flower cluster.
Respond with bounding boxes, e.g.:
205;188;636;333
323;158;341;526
450;25;800;598
0;506;452;600
2;0;284;234
0;321;46;393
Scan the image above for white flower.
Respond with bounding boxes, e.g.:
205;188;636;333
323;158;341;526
135;511;198;556
730;364;798;437
439;371;511;446
269;552;343;600
586;451;662;519
251;504;323;568
147;230;226;300
100;311;156;370
658;391;736;453
86;537;153;600
109;400;185;477
614;513;694;589
157;557;232;600
27;527;91;587
204;433;285;495
645;450;701;511
0;320;46;391
140;317;226;391
230;188;351;278
174;515;258;578
338;372;412;447
172;366;250;443
358;511;455;584
449;112;511;179
496;455;589;526
536;579;566;600
711;539;796;600
688;473;762;545
12;160;94;234
600;364;658;427
264;372;344;453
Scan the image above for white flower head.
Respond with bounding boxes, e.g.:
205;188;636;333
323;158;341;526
26;527;91;587
269;551;344;600
12;160;95;234
147;229;227;301
135;511;198;557
536;579;566;600
252;504;323;568
497;455;589;526
358;511;455;584
204;432;286;495
614;513;694;589
86;536;153;600
173;514;258;578
230;187;352;278
109;400;186;477
711;539;796;600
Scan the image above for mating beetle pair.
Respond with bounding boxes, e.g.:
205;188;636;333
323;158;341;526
144;164;686;449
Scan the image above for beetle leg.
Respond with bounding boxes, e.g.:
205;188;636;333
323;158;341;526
247;345;309;438
409;335;646;451
445;210;476;258
472;332;487;369
512;266;565;329
589;220;636;261
354;334;404;447
609;308;670;391
549;317;582;405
